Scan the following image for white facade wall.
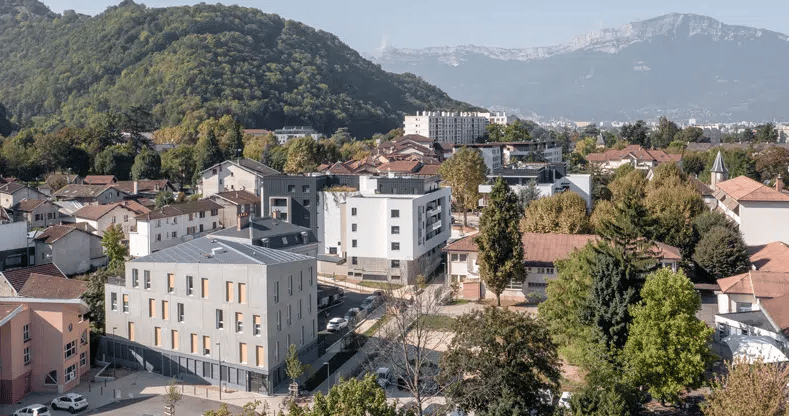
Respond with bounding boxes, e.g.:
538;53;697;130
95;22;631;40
717;293;760;314
201;164;262;199
76;206;140;238
35;231;104;276
404;112;489;145
737;201;789;246
318;191;357;257
0;221;28;251
129;211;222;257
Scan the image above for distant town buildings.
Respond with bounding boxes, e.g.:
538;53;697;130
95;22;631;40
478;163;593;211
404;111;489;145
273;126;320;145
585;145;681;172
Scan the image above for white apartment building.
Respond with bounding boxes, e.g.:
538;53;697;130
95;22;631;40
105;237;318;394
404;111;489;145
344;176;451;284
129;200;224;257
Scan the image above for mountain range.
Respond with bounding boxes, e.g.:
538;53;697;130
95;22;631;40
0;0;479;138
376;13;789;123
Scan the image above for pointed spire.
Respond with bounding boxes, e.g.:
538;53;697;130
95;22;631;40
711;150;728;174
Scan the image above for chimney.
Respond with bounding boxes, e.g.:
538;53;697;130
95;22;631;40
777;175;785;192
237;213;249;231
133;181;139;195
272;210;279;220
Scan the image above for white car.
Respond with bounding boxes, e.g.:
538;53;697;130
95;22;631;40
326;317;348;331
51;392;88;413
13;404;51;416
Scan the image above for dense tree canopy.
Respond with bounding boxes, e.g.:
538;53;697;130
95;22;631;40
438;147;487;228
693;226;749;281
520;191;590;234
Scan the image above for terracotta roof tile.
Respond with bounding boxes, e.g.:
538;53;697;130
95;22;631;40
53;184;122;199
73;204;118;221
138;199;223;220
377;161;421;173
716;176;789;202
750;242;789;271
213;190;259;205
83;175;116;185
18;274;87;299
112;180;174;194
14;199;49;212
443;233;479;252
1;264;66;292
416;164;441;175
34;225;81;244
760;293;789;337
0;182;27;194
718;270;789;298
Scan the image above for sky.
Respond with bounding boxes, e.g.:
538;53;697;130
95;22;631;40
40;0;789;56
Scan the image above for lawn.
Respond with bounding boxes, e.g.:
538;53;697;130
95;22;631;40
358;281;404;290
418;314;457;331
364;314;391;337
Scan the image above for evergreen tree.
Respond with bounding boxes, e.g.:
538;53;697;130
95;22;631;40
226;120;245;159
474;177;526;306
192;129;224;184
693;226;749;280
517;179;540;209
161;145;195;186
594;190;658;277
131;146;162;180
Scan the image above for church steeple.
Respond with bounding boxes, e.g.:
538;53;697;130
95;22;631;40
710;150;728;190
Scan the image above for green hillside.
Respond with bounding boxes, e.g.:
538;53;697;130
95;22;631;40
0;0;481;137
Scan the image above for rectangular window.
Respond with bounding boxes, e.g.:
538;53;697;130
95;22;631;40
171;329;179;350
239;343;248;364
132;269;139;287
111;293;118;311
149;298;155;317
238;283;246;304
352;257;358;265
391;242;400;250
287;305;292;325
256;346;264;367
23;346;30;364
186;276;194;295
288;185;295;192
23;324;29;342
144;270;151;289
203;336;211;355
391;209;399;218
274;282;279;303
459;254;467;262
309;267;313;286
254;315;261;336
275;341;280;362
351;207;357;216
177;303;184;322
80;351;87;367
303;199;310;207
154;327;161;347
156;234;161;241
191;333;198;353
128;322;135;341
202;278;209;298
299;273;303;291
451;253;459;262
167;274;175;293
329;247;337;254
65;364;76;383
308;294;312;313
288;275;293;295
298;299;302;319
162;300;169;320
216;309;224;329
236;312;243;333
65;340;76;359
352;240;357;248
391;226;400;234
277;310;281;331
302;185;310;193
226;281;233;302
123;294;129;313
391;260;400;268
351;223;357;232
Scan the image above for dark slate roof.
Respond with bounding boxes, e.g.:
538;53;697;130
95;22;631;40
711;150;728;173
211;216;316;248
18;274;87;299
130;237;312;265
236;158;280;176
1;264;67;292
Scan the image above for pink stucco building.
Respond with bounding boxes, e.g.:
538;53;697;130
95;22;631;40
0;266;91;404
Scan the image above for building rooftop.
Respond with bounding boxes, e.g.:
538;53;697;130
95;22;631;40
212;190;260;205
0;304;23;325
83;175;117;185
201;158;279;178
586;145;681;164
760;292;789;337
112;180;174;195
53;184;120;199
14;198;49;212
718;310;774;331
131;237;313;265
718;270;789;298
18;274;87;299
0;182;28;194
34;224;93;244
211;217;315;247
0;264;67;292
137;199;223;221
749;241;789;271
716;176;789;202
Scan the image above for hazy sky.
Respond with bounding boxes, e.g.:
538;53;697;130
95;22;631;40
41;0;789;56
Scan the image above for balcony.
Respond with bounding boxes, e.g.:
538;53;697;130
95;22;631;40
431;220;442;231
427;206;441;217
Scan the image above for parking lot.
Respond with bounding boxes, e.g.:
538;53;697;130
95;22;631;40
317;289;373;345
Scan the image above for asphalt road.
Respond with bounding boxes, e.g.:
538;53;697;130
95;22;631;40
316;288;372;348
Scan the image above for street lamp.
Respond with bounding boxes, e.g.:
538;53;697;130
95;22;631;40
216;342;222;400
112;327;117;378
324;361;330;395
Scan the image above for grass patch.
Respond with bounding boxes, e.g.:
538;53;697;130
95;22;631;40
418;314;456;331
364;314;391;337
445;299;469;305
358;281;404;290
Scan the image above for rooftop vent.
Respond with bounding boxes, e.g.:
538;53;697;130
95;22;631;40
211;247;225;256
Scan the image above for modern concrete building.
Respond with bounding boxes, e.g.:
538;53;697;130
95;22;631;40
478;163;593;211
104;237;318;394
272;126;320;145
210;216;318;258
199;159;279;198
128;200;224;257
0;266;90;403
0;221;35;271
404;111;489;145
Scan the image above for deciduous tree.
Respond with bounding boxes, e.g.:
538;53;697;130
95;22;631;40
520;191;590;234
283;135;318;174
440;307;560;415
474;177;525;306
102;224;127;272
291;374;402;416
438;147;487;228
624;268;713;403
704;357;789;416
161;145;195;186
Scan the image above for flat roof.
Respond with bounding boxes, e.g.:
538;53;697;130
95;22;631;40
131;237;312;265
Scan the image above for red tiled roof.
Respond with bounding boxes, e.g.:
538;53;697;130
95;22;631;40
654;241;682;262
749;242;789;271
443;233;479;252
377;161;421;174
83;175;116;185
1;264;66;292
416;164;441;175
18;274;87;299
112;180;174;194
327;162;354;174
761;293;789;337
716;176;789;202
137;199;223;220
718;270;789;298
213;190;259;205
585;145;680;164
14;198;49;212
34;224;82;244
395;134;433;143
73;204;118;221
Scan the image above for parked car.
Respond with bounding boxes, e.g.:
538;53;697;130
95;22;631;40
344;307;360;325
326;317;348;332
376;367;392;388
51;393;89;413
13;404;51;416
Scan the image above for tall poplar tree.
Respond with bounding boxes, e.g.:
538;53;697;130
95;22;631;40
192;129;224;184
438;147;487;228
474;177;525;306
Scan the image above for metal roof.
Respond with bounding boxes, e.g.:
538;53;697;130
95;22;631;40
131;237;313;265
711;150;728;173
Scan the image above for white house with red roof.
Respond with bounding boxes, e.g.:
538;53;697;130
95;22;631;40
585;145;681;172
712;175;789;246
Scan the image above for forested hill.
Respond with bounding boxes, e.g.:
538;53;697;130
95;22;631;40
0;0;481;137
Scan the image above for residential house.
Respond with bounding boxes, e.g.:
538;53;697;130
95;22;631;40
210;216;318;258
209;190;261;229
34;224;106;275
128;200;224;257
0;221;34;271
83;175;116;186
585;145;681;172
39;173;83;196
12;199;60;229
73;200;150;238
445;232;680;301
0;270;90;403
199;158;279;198
112;180;178;199
104;237;318;394
478;163;593;211
53;185;130;205
273;126;320;145
0;183;48;210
